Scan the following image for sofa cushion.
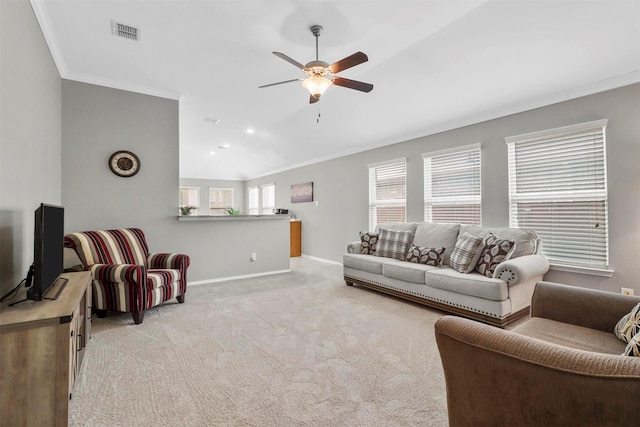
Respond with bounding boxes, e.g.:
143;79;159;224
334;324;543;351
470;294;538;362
426;267;508;301
359;231;379;255
343;254;392;275
460;225;538;258
513;317;626;355
475;233;516;278
412;222;460;266
374;222;418;234
449;232;484;274
375;228;414;261
406;244;445;266
382;261;437;285
614;302;640;343
147;269;180;290
623;334;640;357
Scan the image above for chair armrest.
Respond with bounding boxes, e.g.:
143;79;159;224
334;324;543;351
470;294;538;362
531;281;640;332
435;316;640;426
493;254;549;285
147;253;190;270
89;264;146;286
346;241;361;254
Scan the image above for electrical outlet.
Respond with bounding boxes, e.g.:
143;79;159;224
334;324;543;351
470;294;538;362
251;252;257;261
621;287;634;296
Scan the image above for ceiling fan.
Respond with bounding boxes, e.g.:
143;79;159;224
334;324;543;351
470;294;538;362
259;25;373;104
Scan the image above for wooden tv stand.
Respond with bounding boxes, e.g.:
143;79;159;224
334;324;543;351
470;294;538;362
0;271;91;426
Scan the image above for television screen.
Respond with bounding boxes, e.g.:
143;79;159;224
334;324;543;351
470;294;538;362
27;204;64;301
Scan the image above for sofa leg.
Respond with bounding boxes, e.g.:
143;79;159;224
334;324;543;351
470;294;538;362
177;293;186;303
96;309;107;318
345;281;353;286
132;311;145;324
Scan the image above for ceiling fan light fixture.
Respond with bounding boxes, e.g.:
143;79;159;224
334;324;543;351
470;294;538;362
302;75;332;98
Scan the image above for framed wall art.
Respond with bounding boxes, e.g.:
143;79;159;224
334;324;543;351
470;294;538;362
291;182;313;203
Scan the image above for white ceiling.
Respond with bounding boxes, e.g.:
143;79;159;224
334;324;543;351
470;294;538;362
33;0;640;181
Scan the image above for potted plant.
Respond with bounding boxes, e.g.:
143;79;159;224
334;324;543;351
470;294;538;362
224;207;241;216
180;206;195;215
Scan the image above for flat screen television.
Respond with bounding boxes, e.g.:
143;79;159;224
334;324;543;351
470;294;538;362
26;203;65;301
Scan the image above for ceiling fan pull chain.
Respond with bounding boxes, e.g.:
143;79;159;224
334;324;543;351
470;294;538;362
317;105;321;123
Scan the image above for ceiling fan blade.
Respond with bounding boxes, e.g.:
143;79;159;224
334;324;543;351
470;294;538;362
309;94;320;104
332;77;374;93
328;52;368;73
273;52;306;70
258;78;302;89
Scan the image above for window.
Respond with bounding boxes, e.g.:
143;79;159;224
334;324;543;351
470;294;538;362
247;186;259;215
506;119;609;271
423;144;481;225
179;187;200;215
261;183;275;214
368;158;406;230
209;188;234;215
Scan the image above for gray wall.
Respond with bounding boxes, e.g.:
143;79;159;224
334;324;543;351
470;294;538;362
179;177;245;215
61;80;289;282
247;84;640;295
0;0;61;296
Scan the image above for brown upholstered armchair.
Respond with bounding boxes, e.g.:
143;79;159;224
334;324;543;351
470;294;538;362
64;228;190;324
435;281;640;427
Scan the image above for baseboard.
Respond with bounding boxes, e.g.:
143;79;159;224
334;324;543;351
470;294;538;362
300;254;343;266
188;269;291;286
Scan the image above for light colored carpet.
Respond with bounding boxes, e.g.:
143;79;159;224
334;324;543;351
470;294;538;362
69;257;448;426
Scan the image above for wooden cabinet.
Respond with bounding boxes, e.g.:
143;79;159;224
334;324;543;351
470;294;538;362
290;220;301;257
0;272;91;427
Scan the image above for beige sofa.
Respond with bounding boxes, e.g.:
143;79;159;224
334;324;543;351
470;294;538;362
435;281;640;426
343;222;549;327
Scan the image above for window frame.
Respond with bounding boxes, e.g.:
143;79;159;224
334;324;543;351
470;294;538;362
247;186;259;215
506;119;611;276
179;186;200;215
208;187;235;215
261;183;275;215
423;143;482;225
368;158;407;231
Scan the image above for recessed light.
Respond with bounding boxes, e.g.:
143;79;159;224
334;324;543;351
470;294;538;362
204;117;220;124
209;151;216;155
246;128;255;134
219;144;230;149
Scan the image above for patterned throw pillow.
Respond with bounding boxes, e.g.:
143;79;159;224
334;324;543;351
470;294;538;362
375;228;414;261
359;231;379;255
449;232;484;274
615;302;640;343
406;245;445;266
475;233;517;278
623;333;640;357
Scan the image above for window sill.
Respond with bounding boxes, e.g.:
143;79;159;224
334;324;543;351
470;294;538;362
177;214;291;222
549;263;614;278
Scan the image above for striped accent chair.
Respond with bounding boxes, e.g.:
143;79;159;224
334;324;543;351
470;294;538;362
64;228;190;324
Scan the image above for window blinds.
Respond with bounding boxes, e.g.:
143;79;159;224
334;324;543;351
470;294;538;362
368;159;407;230
261;183;275;214
423;145;481;225
506;119;608;268
247;187;259;215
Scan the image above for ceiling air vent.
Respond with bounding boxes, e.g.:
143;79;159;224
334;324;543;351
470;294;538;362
111;20;140;41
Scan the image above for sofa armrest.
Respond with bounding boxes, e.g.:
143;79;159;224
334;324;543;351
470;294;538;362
346;241;361;254
147;253;190;271
531;281;640;332
435;316;640;427
493;254;549;286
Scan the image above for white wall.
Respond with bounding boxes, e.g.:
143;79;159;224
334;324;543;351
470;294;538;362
61;81;289;282
247;84;640;295
0;0;61;296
